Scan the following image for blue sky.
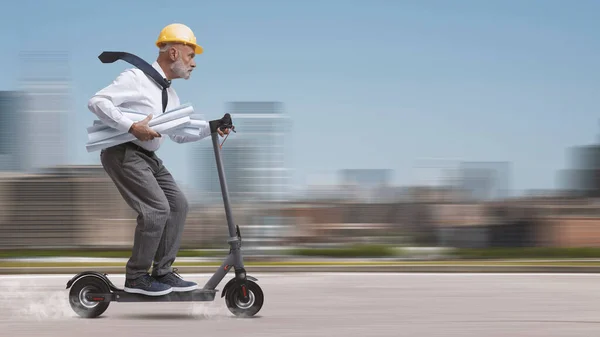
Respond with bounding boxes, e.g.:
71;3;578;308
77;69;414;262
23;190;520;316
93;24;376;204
0;0;598;195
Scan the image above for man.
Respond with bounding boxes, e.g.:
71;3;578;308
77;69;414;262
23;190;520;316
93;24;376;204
87;23;231;296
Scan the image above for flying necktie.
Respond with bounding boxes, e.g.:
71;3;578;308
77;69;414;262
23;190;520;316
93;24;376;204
98;51;171;112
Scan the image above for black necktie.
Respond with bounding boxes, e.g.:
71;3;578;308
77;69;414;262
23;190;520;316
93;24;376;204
98;51;171;112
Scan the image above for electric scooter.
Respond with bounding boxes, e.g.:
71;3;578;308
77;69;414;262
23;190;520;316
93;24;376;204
66;114;264;318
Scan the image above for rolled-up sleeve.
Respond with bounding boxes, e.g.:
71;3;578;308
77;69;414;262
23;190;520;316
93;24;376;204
87;69;140;132
169;121;211;144
167;95;211;144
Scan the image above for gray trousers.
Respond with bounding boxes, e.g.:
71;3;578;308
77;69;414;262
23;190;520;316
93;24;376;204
100;142;189;280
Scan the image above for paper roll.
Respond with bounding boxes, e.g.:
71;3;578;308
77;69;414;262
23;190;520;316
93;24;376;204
87;105;194;143
86;117;192;152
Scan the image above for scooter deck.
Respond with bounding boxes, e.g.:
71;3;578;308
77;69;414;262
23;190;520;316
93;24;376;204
87;288;218;303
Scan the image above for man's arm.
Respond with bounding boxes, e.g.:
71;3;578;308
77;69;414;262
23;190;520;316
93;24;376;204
168;95;211;143
169;114;232;144
87;69;140;133
169;122;212;144
167;95;232;143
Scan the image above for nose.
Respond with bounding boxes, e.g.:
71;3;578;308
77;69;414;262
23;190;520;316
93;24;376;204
190;59;196;68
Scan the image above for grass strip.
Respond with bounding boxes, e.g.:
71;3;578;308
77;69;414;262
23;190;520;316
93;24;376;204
5;260;600;268
452;247;600;259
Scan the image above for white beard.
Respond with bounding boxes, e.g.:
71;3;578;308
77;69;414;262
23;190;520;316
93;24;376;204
170;58;191;79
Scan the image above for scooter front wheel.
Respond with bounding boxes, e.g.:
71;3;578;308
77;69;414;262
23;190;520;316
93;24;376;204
224;280;264;317
68;276;110;318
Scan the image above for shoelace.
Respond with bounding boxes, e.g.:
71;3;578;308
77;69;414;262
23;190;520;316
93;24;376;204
171;268;183;279
141;274;155;285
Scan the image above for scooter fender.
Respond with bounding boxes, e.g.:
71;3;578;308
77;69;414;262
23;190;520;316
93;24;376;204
66;271;119;291
220;275;258;298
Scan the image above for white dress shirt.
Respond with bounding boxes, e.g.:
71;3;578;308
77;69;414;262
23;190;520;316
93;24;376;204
88;61;205;152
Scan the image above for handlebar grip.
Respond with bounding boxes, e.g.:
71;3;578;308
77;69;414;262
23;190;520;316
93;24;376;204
209;113;236;133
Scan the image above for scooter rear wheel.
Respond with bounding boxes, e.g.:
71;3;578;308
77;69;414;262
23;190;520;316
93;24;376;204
225;280;264;317
69;276;110;318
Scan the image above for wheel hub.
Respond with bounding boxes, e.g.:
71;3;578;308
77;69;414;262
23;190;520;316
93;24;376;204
79;286;99;308
234;290;255;309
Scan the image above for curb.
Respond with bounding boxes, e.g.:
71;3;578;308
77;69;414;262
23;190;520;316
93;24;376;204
2;265;600;274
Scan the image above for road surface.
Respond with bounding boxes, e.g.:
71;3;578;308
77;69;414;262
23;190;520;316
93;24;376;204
1;273;600;336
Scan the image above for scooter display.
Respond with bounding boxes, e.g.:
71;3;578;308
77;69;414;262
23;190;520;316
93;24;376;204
66;115;264;318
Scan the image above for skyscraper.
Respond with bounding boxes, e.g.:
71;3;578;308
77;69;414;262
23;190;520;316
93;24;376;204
192;101;292;204
0;91;27;171
188;102;293;251
560;144;600;197
18;51;70;172
458;161;511;201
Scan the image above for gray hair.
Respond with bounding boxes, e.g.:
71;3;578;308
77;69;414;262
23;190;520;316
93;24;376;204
159;43;174;53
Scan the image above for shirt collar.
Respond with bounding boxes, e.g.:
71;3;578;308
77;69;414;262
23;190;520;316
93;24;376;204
152;61;169;82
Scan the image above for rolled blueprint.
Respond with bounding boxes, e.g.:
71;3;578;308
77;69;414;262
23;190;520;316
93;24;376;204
85;116;192;152
91;118;207;137
87;117;191;147
90;107;204;130
85;103;211;152
169;119;209;137
87;104;194;143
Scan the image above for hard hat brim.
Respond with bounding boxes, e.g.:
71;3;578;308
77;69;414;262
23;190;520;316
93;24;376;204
186;42;203;55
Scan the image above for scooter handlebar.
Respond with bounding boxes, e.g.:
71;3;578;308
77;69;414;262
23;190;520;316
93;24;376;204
210;113;236;134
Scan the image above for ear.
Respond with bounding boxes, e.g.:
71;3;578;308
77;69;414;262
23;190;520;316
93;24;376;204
169;46;179;61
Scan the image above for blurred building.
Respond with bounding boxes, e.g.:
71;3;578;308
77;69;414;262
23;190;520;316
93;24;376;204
0;91;28;171
559;144;600;197
18;51;70;173
189;101;293;250
193;101;292;204
2;165;600;250
0;166;136;249
338;169;394;202
457;161;511;201
413;157;462;187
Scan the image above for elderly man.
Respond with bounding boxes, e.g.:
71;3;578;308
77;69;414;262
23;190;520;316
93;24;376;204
88;23;231;296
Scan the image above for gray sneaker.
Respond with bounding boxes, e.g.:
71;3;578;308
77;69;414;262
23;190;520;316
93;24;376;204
154;269;198;292
124;274;172;296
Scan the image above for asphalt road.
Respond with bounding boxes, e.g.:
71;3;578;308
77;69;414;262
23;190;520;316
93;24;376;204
2;273;600;336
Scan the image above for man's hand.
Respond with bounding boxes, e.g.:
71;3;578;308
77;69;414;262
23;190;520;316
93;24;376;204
129;114;161;141
217;127;231;137
210;113;235;137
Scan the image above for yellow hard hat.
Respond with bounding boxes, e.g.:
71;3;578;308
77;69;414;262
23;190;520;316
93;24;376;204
156;23;203;55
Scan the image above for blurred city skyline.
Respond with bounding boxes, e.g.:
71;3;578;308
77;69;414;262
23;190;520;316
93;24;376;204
0;1;598;198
